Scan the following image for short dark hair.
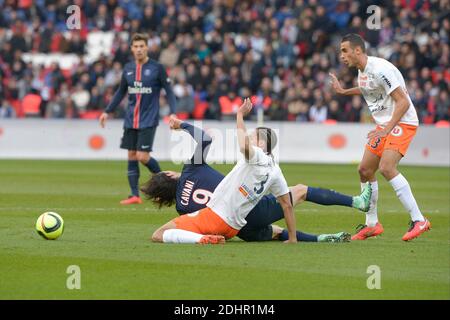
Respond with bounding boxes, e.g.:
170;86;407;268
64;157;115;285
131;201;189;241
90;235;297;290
341;33;366;53
256;127;278;154
130;33;149;45
140;172;178;208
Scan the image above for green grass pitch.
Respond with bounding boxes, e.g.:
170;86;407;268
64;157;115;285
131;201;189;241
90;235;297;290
0;160;448;300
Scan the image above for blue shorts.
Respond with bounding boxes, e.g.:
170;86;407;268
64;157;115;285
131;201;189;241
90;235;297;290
237;195;285;242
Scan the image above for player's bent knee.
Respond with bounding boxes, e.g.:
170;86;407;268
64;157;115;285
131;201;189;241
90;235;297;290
358;165;374;179
151;229;163;242
290;184;307;204
136;152;150;164
378;163;397;179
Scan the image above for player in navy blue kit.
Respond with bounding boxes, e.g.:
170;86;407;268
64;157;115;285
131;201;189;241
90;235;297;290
140;115;373;242
99;33;176;205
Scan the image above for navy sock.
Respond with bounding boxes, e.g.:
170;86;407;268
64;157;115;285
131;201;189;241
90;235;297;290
279;229;318;242
146;157;161;173
306;187;352;207
127;160;140;196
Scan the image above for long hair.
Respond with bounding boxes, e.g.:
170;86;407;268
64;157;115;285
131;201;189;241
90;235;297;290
140;172;178;208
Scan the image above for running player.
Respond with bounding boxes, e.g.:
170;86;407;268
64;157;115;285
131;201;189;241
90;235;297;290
142;115;372;243
148;100;371;244
99;33;176;205
329;33;431;241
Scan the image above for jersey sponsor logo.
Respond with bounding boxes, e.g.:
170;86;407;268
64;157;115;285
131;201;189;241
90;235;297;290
369;93;384;104
180;180;195;206
380;74;392;88
128;83;153;94
369;104;388;114
390;125;403;137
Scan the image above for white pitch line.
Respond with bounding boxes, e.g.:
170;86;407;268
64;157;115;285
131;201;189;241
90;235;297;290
0;207;162;212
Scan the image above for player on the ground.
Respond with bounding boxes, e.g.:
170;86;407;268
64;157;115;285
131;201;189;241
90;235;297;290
329;33;431;241
99;33;176;205
150;99;372;244
151;98;298;244
142;115;372;243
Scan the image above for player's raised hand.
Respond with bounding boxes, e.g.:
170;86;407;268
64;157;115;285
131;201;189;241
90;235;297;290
99;112;108;128
237;97;253;116
329;73;344;94
168;114;183;130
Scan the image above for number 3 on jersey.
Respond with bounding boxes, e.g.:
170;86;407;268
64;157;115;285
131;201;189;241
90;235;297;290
192;189;213;205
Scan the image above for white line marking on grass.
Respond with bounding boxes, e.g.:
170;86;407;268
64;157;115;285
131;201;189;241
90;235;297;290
0;207;161;212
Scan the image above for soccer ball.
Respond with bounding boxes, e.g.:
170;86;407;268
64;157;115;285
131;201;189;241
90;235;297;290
36;212;64;240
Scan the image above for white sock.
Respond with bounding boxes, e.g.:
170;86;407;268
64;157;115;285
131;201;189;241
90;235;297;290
162;229;203;243
361;181;379;227
389;173;425;222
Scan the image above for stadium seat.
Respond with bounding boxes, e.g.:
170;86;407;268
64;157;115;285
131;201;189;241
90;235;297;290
79;110;103;119
192;101;208;119
22;93;42;117
176;112;190;120
435;120;449;128
324;119;337;125
219;96;242;116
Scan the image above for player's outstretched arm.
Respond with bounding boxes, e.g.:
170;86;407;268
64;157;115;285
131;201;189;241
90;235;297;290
237;98;254;160
169;115;212;164
277;193;297;243
329;73;361;96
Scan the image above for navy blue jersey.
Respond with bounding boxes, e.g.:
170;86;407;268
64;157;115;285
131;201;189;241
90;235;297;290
105;59;176;129
174;122;223;214
176;163;224;214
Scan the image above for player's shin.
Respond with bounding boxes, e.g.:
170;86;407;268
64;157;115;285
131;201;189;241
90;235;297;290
128;160;140;196
362;181;378;227
305;187;353;207
162;229;203;243
146;157;161;173
278;229;318;242
389;173;425;222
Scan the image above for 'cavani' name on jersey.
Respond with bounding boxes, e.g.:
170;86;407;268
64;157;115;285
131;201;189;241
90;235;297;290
180;180;195;206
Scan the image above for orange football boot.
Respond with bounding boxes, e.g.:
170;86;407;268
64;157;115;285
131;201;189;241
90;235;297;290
402;219;431;241
198;235;226;244
351;223;384;240
120;195;143;205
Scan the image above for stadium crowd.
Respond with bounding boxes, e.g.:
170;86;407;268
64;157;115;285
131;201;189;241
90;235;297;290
0;0;448;123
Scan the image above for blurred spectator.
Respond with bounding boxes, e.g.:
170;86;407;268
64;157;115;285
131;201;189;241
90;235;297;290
0;0;447;123
0;98;16;118
173;75;195;114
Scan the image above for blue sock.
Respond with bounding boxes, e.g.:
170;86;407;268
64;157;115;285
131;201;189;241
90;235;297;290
146;157;161;173
279;229;318;242
306;187;352;207
127;160;140;196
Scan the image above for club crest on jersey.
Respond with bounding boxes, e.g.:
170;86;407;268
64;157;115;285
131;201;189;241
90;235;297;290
144;69;151;76
390;125;403;137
